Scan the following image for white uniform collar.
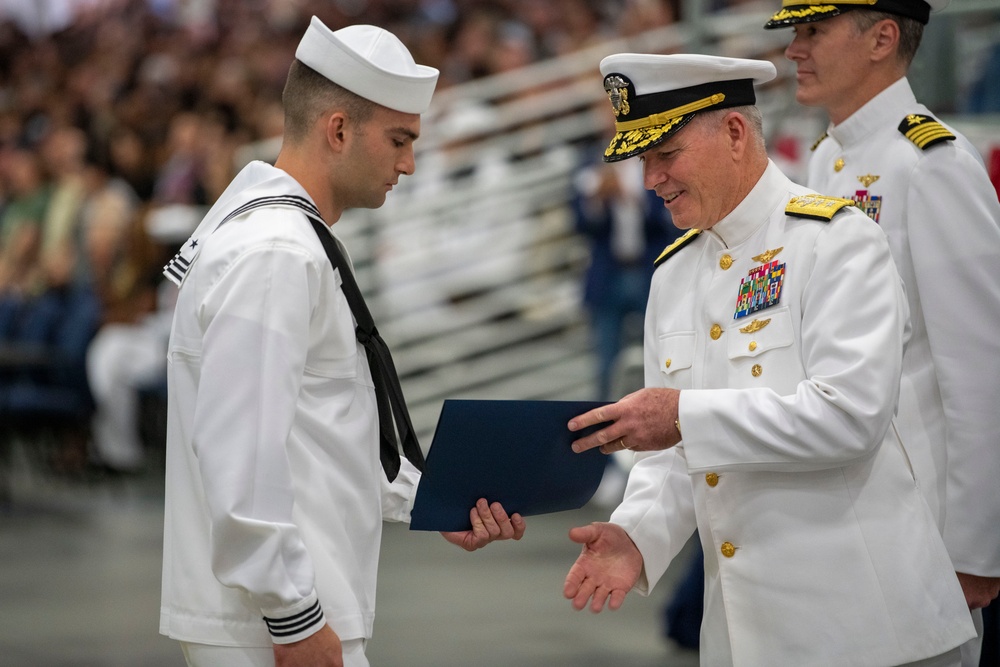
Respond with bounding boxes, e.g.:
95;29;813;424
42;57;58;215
162;161;317;286
828;77;916;147
707;160;788;249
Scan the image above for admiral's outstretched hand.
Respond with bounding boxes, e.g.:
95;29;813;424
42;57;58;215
563;522;643;613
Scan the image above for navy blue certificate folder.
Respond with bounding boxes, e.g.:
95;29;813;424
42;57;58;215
409;399;610;532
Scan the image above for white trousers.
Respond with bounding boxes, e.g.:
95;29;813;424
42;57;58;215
86;321;165;470
180;638;368;667
960;607;985;667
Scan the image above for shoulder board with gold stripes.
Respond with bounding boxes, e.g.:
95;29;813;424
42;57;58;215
810;132;828;152
654;229;702;267
898;114;955;150
785;194;855;222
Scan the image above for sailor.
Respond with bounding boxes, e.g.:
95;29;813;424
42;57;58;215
159;17;525;667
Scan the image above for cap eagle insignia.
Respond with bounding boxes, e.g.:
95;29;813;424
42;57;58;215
604;75;630;117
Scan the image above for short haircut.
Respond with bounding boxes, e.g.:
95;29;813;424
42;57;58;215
281;60;377;143
849;11;924;65
699;105;765;148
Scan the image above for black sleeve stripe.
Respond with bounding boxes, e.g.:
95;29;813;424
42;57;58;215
263;600;325;637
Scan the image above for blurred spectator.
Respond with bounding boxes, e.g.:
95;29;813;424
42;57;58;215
570;110;682;511
37;126;88;291
106;125;157;201
439;7;505;85
77;139;140;285
617;0;679;36
0;138;100;474
151;111;209;206
490;19;539;77
964;41;1000;114
0;146;47;303
0;0;78;39
548;0;615;56
571;133;681;403
85;206;170;473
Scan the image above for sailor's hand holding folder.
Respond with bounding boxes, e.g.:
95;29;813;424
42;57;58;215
440;498;526;552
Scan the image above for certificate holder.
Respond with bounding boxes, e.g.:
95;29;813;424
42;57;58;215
409;399;610;532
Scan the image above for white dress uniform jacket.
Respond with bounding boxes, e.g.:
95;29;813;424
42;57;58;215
159;162;420;647
806;77;1000;578
612;162;975;666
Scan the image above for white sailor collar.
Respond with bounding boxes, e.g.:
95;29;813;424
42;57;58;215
162;161;318;286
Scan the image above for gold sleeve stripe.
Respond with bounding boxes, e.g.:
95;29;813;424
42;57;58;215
904;123;956;149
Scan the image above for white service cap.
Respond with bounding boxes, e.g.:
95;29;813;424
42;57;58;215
599;53;776;162
295;17;439;114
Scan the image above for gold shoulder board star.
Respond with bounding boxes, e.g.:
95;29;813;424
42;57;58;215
857;174;879;188
752;247;783;263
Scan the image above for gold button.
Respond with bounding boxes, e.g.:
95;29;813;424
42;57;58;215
710;324;722;340
719;254;733;270
705;472;719;487
751;364;762;377
834;157;845;172
748;341;757;352
720;542;736;558
665;358;672;369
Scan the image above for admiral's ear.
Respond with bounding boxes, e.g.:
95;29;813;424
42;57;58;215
723;110;752;160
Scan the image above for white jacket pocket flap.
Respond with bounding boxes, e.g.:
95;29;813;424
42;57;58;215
728;307;794;359
657;331;696;376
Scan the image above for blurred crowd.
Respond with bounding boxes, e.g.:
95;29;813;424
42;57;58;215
0;0;687;475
